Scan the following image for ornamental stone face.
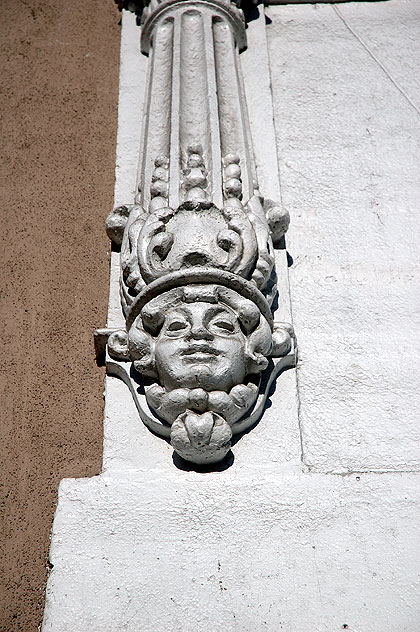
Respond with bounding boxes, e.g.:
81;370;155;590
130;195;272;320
103;0;295;465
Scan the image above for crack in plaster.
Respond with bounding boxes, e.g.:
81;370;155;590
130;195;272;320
333;5;420;117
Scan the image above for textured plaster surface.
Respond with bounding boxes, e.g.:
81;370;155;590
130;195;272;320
0;2;119;630
267;0;420;473
43;472;420;632
43;4;420;631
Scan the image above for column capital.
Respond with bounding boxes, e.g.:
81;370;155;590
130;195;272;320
140;0;246;55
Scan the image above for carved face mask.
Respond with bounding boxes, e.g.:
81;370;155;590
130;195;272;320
125;285;272;389
154;302;247;393
106;284;278;464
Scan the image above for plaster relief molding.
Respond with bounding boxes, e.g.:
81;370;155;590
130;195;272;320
103;0;295;465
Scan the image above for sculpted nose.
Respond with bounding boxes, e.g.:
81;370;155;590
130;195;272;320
187;322;213;341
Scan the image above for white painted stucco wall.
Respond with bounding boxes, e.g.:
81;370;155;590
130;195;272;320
42;2;420;631
267;0;420;474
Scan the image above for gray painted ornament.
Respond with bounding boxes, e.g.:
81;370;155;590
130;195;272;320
103;0;296;464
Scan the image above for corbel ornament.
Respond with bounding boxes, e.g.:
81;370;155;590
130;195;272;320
103;0;296;465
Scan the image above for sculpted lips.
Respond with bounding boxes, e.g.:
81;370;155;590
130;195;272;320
180;344;220;357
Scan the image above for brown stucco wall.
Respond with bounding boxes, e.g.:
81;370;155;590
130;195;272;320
0;1;120;629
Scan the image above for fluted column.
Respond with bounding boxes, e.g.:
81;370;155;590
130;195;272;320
137;0;255;211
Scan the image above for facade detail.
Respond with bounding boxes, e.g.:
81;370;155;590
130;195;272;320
103;0;295;465
39;3;420;630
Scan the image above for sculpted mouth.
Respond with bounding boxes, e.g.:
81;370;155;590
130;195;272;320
181;345;220;356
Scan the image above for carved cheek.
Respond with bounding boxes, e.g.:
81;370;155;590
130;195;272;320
154;336;186;386
155;335;182;362
213;335;247;382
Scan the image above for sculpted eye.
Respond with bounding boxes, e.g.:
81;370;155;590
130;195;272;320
167;320;187;332
212;320;235;333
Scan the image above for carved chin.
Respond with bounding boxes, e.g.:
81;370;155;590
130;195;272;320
156;360;246;393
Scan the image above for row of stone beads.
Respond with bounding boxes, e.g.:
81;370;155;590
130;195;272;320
183;143;208;203
149;155;169;211
223;153;242;204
